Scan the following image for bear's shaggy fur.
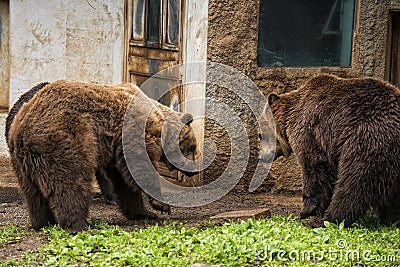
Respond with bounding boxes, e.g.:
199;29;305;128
5;82;116;205
5;82;49;144
8;80;197;232
263;74;400;227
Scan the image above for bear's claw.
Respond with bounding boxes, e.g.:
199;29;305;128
149;198;171;215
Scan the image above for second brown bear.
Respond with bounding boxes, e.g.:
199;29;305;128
261;74;400;227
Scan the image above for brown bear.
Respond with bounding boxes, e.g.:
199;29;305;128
8;80;198;233
261;74;400;227
6;83;180;211
6;83;121;206
5;82;119;205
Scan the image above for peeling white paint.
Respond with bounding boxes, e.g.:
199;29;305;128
0;114;7;156
9;0;124;105
182;0;208;156
0;0;10;109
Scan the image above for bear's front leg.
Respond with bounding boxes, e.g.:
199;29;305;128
379;198;400;226
107;166;158;220
95;170;115;205
149;197;171;215
316;173;370;228
300;160;336;219
306;216;325;228
115;185;158;219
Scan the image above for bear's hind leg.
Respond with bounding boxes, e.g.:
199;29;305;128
19;175;56;230
47;179;94;233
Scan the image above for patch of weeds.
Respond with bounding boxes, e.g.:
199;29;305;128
1;216;400;266
0;224;27;244
0;224;36;266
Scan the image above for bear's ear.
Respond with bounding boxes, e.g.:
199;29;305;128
181;113;193;125
268;93;280;106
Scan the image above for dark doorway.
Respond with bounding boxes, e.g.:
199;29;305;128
386;11;400;88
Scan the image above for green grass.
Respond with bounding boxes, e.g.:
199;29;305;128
0;224;28;244
0;224;31;266
1;215;400;266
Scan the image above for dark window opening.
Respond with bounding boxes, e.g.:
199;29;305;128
146;0;162;43
257;0;355;67
131;0;180;50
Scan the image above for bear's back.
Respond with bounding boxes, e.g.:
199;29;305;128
302;74;400;101
296;74;400;118
32;80;132;114
24;81;134;122
284;74;400;158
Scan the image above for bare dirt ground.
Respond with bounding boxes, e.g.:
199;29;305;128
0;154;302;262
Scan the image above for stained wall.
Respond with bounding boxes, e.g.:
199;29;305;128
0;0;9;110
8;0;124;105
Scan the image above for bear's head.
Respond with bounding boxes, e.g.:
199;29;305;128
258;92;292;163
160;112;199;177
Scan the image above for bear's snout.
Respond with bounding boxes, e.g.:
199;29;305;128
300;204;317;219
258;151;275;163
177;161;199;177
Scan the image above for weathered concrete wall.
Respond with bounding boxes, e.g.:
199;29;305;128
205;0;400;193
64;1;123;83
0;114;7;156
182;0;209;164
356;0;400;78
0;0;9;109
9;0;124;105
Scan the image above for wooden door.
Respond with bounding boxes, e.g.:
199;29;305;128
124;0;185;181
386;11;400;87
